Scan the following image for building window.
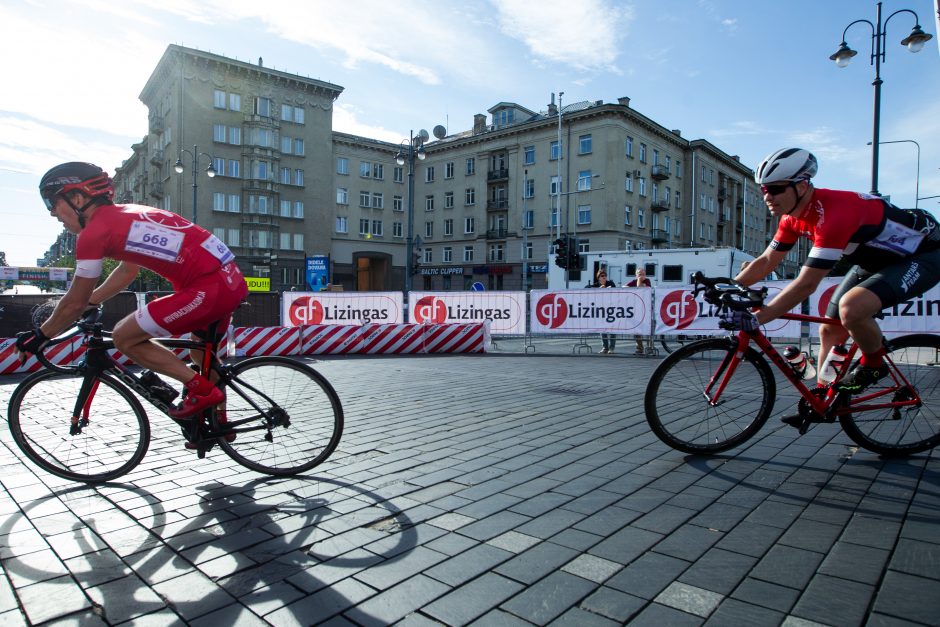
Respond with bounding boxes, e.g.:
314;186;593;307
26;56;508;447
524;146;535;165
465;188;475;206
464;217;475;234
425;166;435;183
229;93;241;112
280;200;291;218
423;248;433;264
336;187;348;204
372;192;383;209
625;175;634;193
579;134;592;154
360;161;372;178
578;204;591;225
638;177;647;197
228;194;240;213
394;166;404;183
489;244;504;262
227;228;240;246
625;136;634;157
248;195;270;214
293;201;304;218
550;208;559;228
359;218;369;235
213;124;226;142
360;191;371;207
550;176;560;195
625;205;632;225
444;191;454;209
372;220;383;236
393;221;403;238
444;218;454;236
295;169;304;186
524;178;534;199
280;167;291;184
443;247;453;263
577;170;592;191
523;210;534;229
393;195;403;212
463;246;474;262
372;163;383;180
550;140;561;161
337;157;349;175
525;241;533;259
425;221;433;238
675;190;681;209
281;136;293;154
445;162;454;179
653;149;660;166
255;97;273;117
425;195;434;211
638;208;646;229
639;143;648;163
465;157;475;175
214;90;226;109
213;192;225;211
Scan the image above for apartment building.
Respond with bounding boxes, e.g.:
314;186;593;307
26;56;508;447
104;44;801;293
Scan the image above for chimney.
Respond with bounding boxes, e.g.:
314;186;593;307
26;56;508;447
617;96;631;107
258;57;263;67
732;155;740;162
548;92;557;116
473;114;487;135
671;129;682;137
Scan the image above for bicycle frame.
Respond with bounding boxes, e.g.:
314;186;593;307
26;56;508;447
706;311;923;421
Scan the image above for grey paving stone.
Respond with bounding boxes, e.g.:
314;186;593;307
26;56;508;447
265;576;376;625
425;544;513;587
423;573;523;626
731;577;800;613
652;523;723;562
587;525;663;566
15;575;92;625
791;573;874;626
873;570;940;624
573;505;642;536
704;597;786;626
677;548;757;595
344;574;449;626
549;606;621;626
456;511;531;541
818;541;890;585
714;521;785;558
353;546;448;590
468;608;535;626
150;570;236;621
689;502;751;533
86;575;167;624
578;586;646;623
501;571;597;624
627;601;705;626
655;581;723;618
888;538;940;580
605;551;689;600
494;541;579;585
777;517;843;553
749;545;825;590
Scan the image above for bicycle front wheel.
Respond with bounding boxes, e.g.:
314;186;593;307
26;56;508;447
219;356;343;475
840;334;940;457
645;338;776;454
8;371;150;483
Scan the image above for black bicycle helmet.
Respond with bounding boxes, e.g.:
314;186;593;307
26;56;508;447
39;162;114;210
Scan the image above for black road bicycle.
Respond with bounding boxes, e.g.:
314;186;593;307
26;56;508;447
7;310;343;483
645;274;940;457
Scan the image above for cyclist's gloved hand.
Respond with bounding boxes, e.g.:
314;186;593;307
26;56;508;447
718;309;759;332
15;328;49;360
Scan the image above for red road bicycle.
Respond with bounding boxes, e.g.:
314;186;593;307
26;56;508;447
644;273;940;456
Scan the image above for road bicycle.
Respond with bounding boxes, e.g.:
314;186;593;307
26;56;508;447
7;310;343;483
644;273;940;457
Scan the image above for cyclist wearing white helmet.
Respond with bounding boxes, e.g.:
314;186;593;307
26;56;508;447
732;148;940;398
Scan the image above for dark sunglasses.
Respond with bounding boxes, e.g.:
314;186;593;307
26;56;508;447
42;195;58;212
760;183;792;196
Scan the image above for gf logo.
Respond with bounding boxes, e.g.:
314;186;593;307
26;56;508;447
535;294;568;328
413;296;447;323
660;290;698;330
817;284;839;317
287;296;324;326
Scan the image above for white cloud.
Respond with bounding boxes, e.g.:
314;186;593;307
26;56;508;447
332;105;402;144
493;0;635;71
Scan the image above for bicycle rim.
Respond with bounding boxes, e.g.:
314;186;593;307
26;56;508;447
219;356;344;475
8;371;150;483
840;334;940;457
645;338;775;454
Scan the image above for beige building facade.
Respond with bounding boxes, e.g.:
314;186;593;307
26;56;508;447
104;45;804;293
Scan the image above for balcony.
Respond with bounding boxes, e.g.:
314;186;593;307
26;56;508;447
241;213;281;227
651;164;670;180
242;178;278;193
651;229;669;244
486;199;509;211
650;198;670;213
149;181;164;199
487;168;509;182
149;149;164;166
486;228;510;239
149;115;164;134
717;187;728;201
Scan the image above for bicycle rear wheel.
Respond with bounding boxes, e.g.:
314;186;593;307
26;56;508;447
840;334;940;457
8;371;150;483
219;356;343;475
645;337;776;454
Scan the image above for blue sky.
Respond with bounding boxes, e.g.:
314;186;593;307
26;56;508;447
1;0;938;267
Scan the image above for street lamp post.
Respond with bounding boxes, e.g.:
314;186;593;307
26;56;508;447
829;1;932;196
174;145;216;225
867;139;920;208
396;130;428;294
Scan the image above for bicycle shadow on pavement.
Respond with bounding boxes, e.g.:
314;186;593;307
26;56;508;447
0;475;419;624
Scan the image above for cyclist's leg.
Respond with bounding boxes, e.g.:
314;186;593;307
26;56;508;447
820;269;862;383
113;313;198;384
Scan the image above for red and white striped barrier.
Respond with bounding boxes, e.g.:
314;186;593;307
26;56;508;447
0;336;87;375
233;326;301;357
357;323;428;354
299;325;369;355
421;323;489;354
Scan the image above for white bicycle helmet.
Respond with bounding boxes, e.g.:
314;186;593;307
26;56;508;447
754;148;818;184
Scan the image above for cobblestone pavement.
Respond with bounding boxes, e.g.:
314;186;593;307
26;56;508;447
0;345;938;625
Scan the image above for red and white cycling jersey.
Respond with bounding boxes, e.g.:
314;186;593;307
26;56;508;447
770;188;940;271
74;204;235;288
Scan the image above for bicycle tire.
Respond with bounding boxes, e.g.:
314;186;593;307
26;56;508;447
218;356;343;475
645;337;776;454
839;334;940;457
8;371;150;483
659;335;688;354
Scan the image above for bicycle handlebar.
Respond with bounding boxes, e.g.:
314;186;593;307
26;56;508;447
32;307;106;374
692;272;767;312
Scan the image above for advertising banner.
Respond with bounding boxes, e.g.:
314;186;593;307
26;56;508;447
281;292;404;327
654;280;801;338
529;289;652;334
306;256;330;291
408;291;526;335
809;278;940;335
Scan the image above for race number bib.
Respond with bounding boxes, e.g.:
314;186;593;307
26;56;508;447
125;221;184;262
869;220;924;256
201;234;235;265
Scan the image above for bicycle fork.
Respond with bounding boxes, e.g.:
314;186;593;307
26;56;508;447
702;339;748;406
70;377;100;436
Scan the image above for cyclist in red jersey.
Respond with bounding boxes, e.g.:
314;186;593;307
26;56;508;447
15;162;248;434
730;148;940;394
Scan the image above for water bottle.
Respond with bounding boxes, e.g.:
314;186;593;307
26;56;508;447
140;370;180;404
818;345;848;384
783;345;810;378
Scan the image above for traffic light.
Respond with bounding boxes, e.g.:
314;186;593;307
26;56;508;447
412;247;422;275
567;236;581;270
553;238;568;269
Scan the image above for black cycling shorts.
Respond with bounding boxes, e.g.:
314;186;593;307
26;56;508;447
825;248;940;318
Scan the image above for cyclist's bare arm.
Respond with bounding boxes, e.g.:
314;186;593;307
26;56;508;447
756;265;829;324
37;275;98;338
734;248;786;287
90;261;140;306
